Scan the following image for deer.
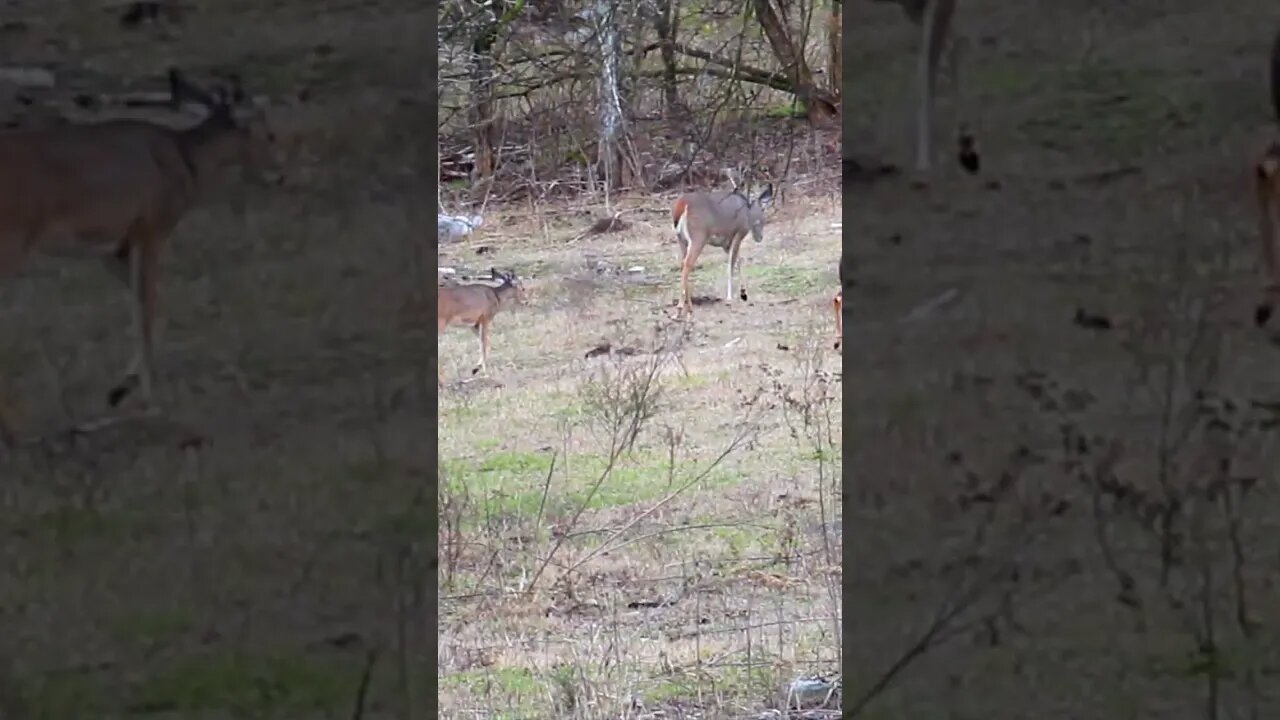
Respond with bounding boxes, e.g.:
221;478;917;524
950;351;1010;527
1255;29;1280;329
670;183;773;319
834;260;844;351
0;68;280;432
437;268;526;385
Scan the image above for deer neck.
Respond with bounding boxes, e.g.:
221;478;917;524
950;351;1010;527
494;282;518;306
175;114;238;180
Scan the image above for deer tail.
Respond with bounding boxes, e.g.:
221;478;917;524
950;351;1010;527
671;198;688;230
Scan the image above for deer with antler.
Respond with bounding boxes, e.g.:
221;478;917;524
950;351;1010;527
0;68;281;433
1253;28;1280;328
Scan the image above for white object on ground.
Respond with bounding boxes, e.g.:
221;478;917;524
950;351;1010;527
438;213;484;243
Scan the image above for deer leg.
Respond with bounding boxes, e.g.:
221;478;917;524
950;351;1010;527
914;5;934;172
477;320;491;374
438;317;448;386
914;0;954;173
725;249;734;302
728;241;746;302
105;240;158;408
947;25;962;143
132;240;159;405
679;241;703;318
833;290;844;350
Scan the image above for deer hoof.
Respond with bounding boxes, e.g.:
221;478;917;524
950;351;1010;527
739;289;748;302
1256;304;1273;328
106;376;138;407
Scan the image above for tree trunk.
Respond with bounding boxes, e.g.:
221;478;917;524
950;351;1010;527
752;0;838;124
469;5;499;183
652;0;681;116
827;0;841;104
596;0;628;197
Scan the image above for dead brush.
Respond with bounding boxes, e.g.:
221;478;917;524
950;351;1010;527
1010;364;1269;714
438;467;476;592
577;322;685;456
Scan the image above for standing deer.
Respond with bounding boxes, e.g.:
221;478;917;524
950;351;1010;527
834;259;844;350
670;183;773;318
1255;29;1280;328
437;268;526;385
0;68;280;425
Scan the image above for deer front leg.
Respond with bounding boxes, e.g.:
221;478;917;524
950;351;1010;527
728;240;747;302
725;249;734;302
914;0;956;173
475;320;491;375
105;240;159;408
679;242;703;318
438;317;448;386
1257;156;1280;327
833;289;843;350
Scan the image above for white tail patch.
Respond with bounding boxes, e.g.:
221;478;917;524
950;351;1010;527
675;208;693;251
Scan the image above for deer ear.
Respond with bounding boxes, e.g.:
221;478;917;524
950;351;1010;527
1261;156;1280;180
756;183;774;206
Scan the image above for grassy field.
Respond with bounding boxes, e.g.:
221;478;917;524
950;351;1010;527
436;190;843;718
844;0;1280;717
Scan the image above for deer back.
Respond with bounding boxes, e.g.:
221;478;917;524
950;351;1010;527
680;189;770;247
0;122;204;259
438;272;523;326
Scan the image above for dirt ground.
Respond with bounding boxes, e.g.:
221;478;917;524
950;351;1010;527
0;1;435;717
845;0;1280;717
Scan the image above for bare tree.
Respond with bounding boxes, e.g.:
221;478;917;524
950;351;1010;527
827;0;841;101
648;0;682;115
593;0;628;199
752;0;839;123
437;0;842;202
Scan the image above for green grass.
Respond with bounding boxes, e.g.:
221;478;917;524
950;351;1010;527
7;507;163;552
22;672;107;720
1019;63;1203;158
744;265;825;295
441;666;543;719
109;608;196;652
126;651;357;717
441;449;743;519
17;651;357;719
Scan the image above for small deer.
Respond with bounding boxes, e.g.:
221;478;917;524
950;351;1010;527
670;183;773;318
1255;30;1280;328
1255;144;1280;327
834;258;844;350
437;268;525;385
0;67;280;421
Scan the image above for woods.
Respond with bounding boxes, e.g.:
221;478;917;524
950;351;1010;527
437;0;842;203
